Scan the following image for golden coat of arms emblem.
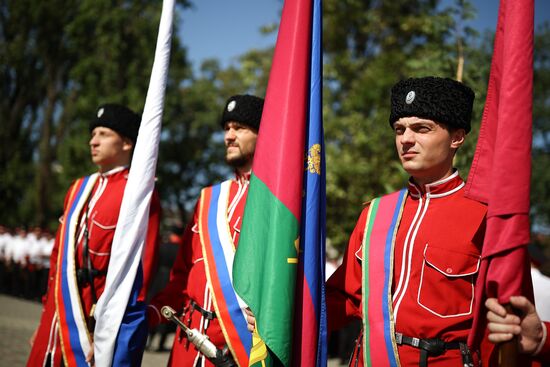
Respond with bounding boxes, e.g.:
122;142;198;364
307;144;321;175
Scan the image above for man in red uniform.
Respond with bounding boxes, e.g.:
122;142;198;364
148;94;263;367
28;104;161;366
327;77;489;366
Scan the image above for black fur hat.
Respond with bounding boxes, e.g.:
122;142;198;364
220;94;264;130
389;77;475;133
89;104;141;143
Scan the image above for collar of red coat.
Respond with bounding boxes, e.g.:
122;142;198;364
234;170;251;184
99;165;129;179
408;169;465;198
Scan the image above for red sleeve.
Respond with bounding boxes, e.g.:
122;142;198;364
147;202;199;327
326;206;369;331
138;189;161;302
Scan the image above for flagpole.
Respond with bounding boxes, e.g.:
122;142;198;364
92;0;175;365
499;304;519;366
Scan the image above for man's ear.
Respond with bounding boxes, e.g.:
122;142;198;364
450;129;466;149
122;138;134;152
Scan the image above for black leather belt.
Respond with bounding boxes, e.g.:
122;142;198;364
395;332;473;367
191;300;216;320
76;268;106;286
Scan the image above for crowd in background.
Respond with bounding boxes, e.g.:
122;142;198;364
0;225;54;301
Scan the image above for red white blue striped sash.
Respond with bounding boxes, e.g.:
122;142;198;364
55;174;98;366
198;181;251;367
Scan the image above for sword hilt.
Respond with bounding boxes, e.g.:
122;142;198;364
160;305;218;359
161;305;189;331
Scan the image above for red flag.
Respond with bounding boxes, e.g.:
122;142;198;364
233;0;327;365
465;0;535;352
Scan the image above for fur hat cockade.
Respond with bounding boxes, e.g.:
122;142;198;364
389;77;475;133
220;94;264;130
90;104;141;143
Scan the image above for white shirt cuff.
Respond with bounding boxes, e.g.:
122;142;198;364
533;321;547;356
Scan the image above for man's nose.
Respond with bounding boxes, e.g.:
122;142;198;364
401;128;415;143
225;129;236;141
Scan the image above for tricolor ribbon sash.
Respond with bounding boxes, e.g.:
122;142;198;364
362;189;407;367
198;181;252;367
55;174;99;366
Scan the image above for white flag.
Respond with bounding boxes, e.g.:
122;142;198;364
93;0;175;365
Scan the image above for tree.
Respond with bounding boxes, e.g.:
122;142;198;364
0;0;278;231
0;0;192;230
531;22;550;231
156;44;274;226
3;0;548;249
322;0;492;250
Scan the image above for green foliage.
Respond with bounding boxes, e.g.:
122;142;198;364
320;2;550;251
0;0;191;230
532;22;550;230
158;63;227;222
322;0;493;250
2;0;549;252
0;0;274;232
157;46;274;224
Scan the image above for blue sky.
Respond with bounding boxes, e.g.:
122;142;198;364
178;0;280;70
178;0;550;71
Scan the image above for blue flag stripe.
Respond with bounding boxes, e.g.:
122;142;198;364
300;0;327;364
